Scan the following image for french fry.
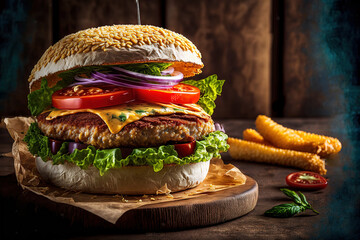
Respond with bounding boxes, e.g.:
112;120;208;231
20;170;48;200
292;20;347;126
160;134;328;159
255;115;341;157
228;137;327;175
294;130;342;157
255;115;317;153
243;128;272;146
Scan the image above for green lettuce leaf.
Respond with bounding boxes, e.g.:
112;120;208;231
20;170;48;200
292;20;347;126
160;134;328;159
24;123;229;176
51;142;69;164
93;148;123;175
24;122;51;160
27;78;73;116
66;146;97;170
117;63;173;76
182;74;225;115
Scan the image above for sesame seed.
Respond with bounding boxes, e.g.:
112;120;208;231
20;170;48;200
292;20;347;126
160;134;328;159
28;25;203;84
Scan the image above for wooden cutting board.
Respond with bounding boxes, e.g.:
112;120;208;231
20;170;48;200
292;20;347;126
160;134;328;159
1;173;258;233
114;175;258;231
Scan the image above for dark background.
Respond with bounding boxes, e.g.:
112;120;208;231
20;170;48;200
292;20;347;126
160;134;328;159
1;0;359;239
1;0;357;119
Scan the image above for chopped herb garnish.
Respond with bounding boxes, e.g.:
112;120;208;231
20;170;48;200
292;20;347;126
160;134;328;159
135;109;147;115
118;113;127;122
111;113;127;122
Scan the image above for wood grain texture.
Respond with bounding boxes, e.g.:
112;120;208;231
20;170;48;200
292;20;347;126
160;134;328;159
282;0;310;117
56;0;162;39
1;0;52;117
115;176;258;231
166;0;271;119
282;0;338;117
0;173;257;232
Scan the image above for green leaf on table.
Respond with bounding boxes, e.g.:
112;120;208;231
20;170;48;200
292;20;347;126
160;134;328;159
265;188;320;218
264;203;306;218
280;188;303;206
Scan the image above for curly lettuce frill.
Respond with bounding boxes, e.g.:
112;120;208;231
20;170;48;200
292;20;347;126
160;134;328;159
24;123;229;176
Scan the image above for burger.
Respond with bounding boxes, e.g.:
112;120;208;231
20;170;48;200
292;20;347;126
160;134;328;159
24;25;229;195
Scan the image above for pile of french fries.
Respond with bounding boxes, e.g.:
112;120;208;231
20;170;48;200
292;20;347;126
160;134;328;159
228;115;342;175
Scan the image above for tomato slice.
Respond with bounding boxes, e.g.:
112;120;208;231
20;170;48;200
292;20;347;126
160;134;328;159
286;171;328;190
52;85;134;109
174;141;197;158
135;83;200;104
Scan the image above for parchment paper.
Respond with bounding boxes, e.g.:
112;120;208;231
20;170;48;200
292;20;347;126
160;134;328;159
4;117;246;224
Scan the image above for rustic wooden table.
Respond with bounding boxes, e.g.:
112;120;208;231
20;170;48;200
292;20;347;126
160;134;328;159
0;118;357;239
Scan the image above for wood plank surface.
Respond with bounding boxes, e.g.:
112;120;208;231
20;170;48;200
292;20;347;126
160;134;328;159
282;0;342;117
282;0;311;117
166;0;272;119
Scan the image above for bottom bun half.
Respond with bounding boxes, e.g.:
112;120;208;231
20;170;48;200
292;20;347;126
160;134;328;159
35;157;210;195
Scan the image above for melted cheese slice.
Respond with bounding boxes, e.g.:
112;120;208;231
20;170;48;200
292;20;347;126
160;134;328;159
46;102;210;134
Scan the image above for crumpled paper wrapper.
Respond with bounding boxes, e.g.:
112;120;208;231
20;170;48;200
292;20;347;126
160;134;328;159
4;117;246;224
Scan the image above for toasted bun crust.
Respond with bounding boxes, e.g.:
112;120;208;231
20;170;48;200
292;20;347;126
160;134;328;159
35;157;210;195
29;25;203;92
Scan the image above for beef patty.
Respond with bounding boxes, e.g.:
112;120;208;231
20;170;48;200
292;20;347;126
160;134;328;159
37;112;214;148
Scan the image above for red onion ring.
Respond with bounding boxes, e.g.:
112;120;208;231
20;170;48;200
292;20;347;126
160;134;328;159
161;67;175;75
70;66;183;89
112;67;183;81
214;123;226;133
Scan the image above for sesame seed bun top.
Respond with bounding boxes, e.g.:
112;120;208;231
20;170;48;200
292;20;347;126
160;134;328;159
29;25;204;92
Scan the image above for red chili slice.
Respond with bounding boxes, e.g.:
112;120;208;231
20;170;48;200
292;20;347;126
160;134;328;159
286;171;328;190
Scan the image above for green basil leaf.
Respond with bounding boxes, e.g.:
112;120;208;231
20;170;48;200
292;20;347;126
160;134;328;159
297;191;310;207
265;203;305;218
298;191;319;214
280;188;303;206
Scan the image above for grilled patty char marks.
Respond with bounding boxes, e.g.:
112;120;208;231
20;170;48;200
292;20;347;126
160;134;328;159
37;112;215;148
